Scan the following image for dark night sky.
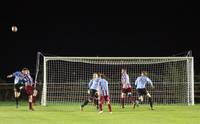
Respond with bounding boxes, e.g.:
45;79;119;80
1;1;200;81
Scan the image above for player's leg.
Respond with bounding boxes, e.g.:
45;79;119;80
127;88;135;104
99;96;104;113
138;95;144;103
81;93;91;109
120;93;125;108
146;92;153;110
106;96;112;113
14;86;20;108
127;92;135;109
28;95;34;111
80;89;94;111
134;95;143;108
32;96;36;105
138;89;144;103
81;99;90;108
32;89;38;105
15;91;19;108
120;89;126;108
26;85;34;111
94;92;99;110
134;89;144;108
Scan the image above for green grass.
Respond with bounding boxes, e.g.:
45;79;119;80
0;102;200;124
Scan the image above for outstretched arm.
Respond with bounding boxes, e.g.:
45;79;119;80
7;74;13;78
7;72;17;78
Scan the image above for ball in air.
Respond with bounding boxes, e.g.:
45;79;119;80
11;26;18;32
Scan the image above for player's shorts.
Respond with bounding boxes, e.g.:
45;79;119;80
14;83;23;92
121;87;132;94
25;85;33;95
136;88;149;96
99;95;110;103
89;89;98;98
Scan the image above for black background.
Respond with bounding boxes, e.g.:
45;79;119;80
1;1;200;81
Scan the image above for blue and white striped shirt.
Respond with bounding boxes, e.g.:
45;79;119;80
24;74;33;85
98;79;109;96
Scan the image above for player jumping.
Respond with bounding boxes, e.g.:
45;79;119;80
134;71;154;110
120;68;135;109
97;74;112;114
7;68;27;108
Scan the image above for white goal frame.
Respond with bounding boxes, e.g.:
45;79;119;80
40;56;194;106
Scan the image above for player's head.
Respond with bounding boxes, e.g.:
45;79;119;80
22;68;29;75
121;68;127;74
141;71;148;76
97;72;102;78
92;73;98;79
100;73;106;79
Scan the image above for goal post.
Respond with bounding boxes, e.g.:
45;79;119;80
187;57;194;105
40;56;194;106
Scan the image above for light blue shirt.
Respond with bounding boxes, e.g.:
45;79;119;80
88;78;100;90
12;71;25;84
135;75;153;89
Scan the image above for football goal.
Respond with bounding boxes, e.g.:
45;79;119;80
37;53;194;106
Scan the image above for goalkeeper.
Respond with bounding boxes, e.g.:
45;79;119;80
134;71;154;110
80;73;99;111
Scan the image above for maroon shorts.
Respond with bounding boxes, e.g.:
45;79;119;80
25;85;33;96
99;95;110;103
121;88;132;94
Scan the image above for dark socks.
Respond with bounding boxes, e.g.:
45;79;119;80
15;97;19;108
29;102;34;111
81;100;89;107
149;97;153;109
96;99;99;110
121;98;125;108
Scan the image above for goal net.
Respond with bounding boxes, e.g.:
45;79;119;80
39;55;194;106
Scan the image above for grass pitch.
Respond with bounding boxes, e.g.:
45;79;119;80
0;102;200;124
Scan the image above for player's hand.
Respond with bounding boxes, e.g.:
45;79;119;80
87;90;90;94
7;75;12;78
